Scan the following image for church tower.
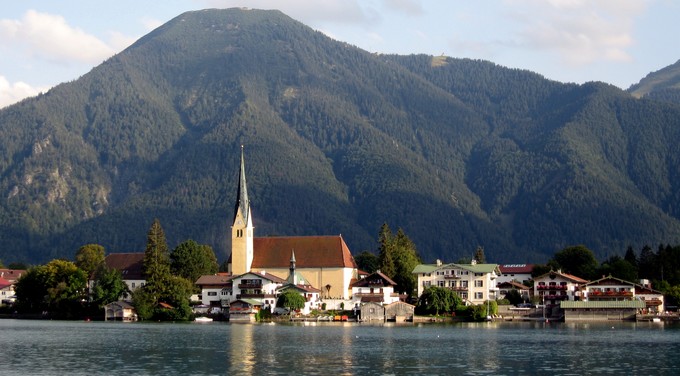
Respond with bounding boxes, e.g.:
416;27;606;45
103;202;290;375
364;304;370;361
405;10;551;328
230;146;254;275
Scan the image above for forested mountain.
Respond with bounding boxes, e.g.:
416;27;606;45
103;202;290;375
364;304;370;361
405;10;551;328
628;59;680;104
2;8;680;265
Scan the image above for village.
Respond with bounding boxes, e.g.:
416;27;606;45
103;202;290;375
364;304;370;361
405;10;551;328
1;149;676;324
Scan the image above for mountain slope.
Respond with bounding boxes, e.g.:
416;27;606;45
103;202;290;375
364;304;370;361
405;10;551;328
1;8;680;265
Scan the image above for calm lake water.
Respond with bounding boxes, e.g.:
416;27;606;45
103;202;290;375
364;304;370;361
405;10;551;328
1;319;678;375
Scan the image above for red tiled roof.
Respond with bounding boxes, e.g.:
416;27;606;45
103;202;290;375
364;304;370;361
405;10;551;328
499;264;534;274
104;253;145;280
252;235;356;269
0;276;12;289
0;269;26;282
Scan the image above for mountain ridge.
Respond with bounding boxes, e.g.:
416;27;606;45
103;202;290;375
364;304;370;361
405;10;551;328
1;8;680;265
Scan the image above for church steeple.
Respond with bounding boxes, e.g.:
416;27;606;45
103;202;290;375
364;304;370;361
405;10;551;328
230;145;254;275
233;145;250;224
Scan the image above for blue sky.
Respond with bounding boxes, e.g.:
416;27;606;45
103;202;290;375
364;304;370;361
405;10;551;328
1;0;678;108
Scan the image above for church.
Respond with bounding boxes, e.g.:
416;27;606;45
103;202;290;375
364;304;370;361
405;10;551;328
227;147;359;300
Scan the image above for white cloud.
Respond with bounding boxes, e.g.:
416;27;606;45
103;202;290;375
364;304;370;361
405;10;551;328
503;0;648;65
0;10;116;64
382;0;425;16
0;75;48;109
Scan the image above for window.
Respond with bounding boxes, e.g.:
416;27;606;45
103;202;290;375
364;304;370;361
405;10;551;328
438;281;445;287
461;292;468;300
131;283;136;288
474;280;483;288
475;292;483;300
461;281;468;288
208;292;217;296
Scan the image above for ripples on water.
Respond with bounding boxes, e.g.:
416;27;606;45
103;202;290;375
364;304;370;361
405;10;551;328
1;319;678;375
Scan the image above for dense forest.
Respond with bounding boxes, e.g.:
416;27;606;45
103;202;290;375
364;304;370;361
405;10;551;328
1;8;680;265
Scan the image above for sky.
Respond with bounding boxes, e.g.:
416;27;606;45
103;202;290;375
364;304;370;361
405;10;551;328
1;0;679;108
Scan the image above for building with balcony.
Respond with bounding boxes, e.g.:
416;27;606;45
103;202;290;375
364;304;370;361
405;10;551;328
228;271;286;308
412;260;500;305
350;271;401;305
533;269;588;306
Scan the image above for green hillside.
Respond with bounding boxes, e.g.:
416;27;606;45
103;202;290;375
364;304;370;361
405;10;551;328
1;8;680;265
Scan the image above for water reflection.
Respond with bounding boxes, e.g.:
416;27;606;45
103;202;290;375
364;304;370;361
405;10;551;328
1;320;680;375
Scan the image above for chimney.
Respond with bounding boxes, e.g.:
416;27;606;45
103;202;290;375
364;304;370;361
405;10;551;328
436;259;442;267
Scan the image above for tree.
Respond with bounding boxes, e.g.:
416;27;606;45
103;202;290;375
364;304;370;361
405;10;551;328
417;286;461;315
638;245;657;280
624;246;638;268
504;289;524;305
550;245;598;280
143;218;171;300
391;228;421;297
354;251;379;273
75;244;106;276
15;259;88;318
277;289;306;311
90;265;128;308
170;240;219;284
377;223;396;277
596;255;637;282
473;246;486;264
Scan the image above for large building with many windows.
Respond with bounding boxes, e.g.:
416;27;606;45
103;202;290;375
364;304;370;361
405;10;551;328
412;260;500;305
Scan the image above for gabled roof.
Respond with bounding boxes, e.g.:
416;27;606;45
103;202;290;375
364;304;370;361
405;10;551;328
253;235;356;269
497;280;530;290
584;275;635;287
0;269;26;282
195;273;233;286
104;253;145;280
534;269;588;284
499;264;534;274
278;283;321;293
412;263;500;275
236;271;287;284
351;271;397;288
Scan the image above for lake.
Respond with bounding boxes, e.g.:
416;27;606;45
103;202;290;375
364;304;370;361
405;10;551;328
0;319;678;375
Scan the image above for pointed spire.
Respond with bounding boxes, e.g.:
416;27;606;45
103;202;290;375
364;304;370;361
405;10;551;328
233;145;250;223
287;249;297;285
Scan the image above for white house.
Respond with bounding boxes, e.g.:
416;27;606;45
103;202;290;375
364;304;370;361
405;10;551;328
497;264;534;285
0;269;25;305
227;271;286;309
350;271;401;305
533;269;588;305
195;273;233;307
412;260;501;305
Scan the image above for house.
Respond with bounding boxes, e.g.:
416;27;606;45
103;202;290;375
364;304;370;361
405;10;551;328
227;271;286;309
497;280;531;302
350;271;401;305
227;147;359;300
104;301;137;321
195;273;233;307
101;253;145;296
533;269;588;306
229;299;263;322
412;260;501;305
384;301;415;322
635;280;665;313
0;269;25;305
497;264;534;286
359;302;385;321
581;275;636;302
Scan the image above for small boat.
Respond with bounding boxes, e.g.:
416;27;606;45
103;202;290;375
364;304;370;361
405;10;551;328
194;316;213;323
652;317;661;323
